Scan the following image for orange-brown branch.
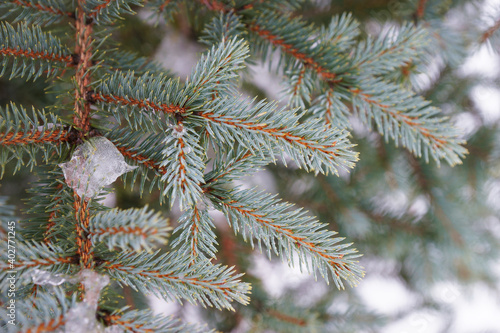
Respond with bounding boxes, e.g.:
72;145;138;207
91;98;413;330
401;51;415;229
74;192;93;269
196;1;338;82
104;314;154;333
0;47;72;64
25;315;65;333
267;308;307;326
416;0;428;19
103;261;235;293
93;92;187;114
176;134;189;195
73;3;93;135
89;0;112;17
189;207;201;260
202;112;338;156
13;256;75;269
248;24;337;81
90;226;158;238
116;146;167;175
481;18;500;43
204;151;253;185
0;129;70;145
351;88;446;148
11;0;73;17
159;0;172;11
44;183;64;244
220;200;344;265
199;0;227;11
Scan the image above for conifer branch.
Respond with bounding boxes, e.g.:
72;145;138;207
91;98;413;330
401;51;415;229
104;310;216;333
85;0;142;24
9;0;73;18
416;0;428;19
93;91;186;115
201;97;357;175
74;193;93;268
0;241;77;288
23;315;66;333
354;24;426;75
160;125;205;209
350;79;467;166
207;188;364;289
266;308;307;327
171;206;218;260
203;148;260;185
73;0;94;135
481;17;500;43
88;206;170;252
0;105;70;174
0;22;72;80
102;252;251;310
0;129;69;146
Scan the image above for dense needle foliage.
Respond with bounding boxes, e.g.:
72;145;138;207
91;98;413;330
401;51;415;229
0;0;499;332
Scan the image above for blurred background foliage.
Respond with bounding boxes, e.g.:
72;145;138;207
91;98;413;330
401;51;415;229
1;0;500;332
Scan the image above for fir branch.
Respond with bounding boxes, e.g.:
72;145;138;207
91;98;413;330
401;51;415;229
93;90;186;114
102;251;251;310
200;11;245;45
0;22;72;80
88;206;170;252
481;17;500;43
160;125;206;209
0;129;69;145
203;146;269;186
148;0;182;22
73;193;93;268
85;0;142;24
94;71;186;131
0;104;70;175
23;315;65;333
171;206;218;261
24;176;65;244
95;49;167;75
310;88;350;129
354;24;427;75
73;0;95;134
104;309;216;333
350;78;467;166
0;241;77;288
283;66;312;109
8;0;73;18
200;97;358;175
207;188;364;289
319;13;360;52
248;23;338;81
185;37;248;97
416;0;428;20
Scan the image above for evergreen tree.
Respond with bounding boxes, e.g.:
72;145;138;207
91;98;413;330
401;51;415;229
0;0;498;332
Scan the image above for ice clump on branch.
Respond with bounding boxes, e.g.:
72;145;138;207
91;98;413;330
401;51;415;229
31;269;74;286
60;270;123;333
59;136;137;199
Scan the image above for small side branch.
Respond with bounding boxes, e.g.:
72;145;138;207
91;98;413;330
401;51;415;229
24;315;65;333
93;92;187;114
0;47;72;64
415;0;428;20
73;192;93;268
481;18;500;43
73;1;94;135
11;0;73;17
0;129;70;145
